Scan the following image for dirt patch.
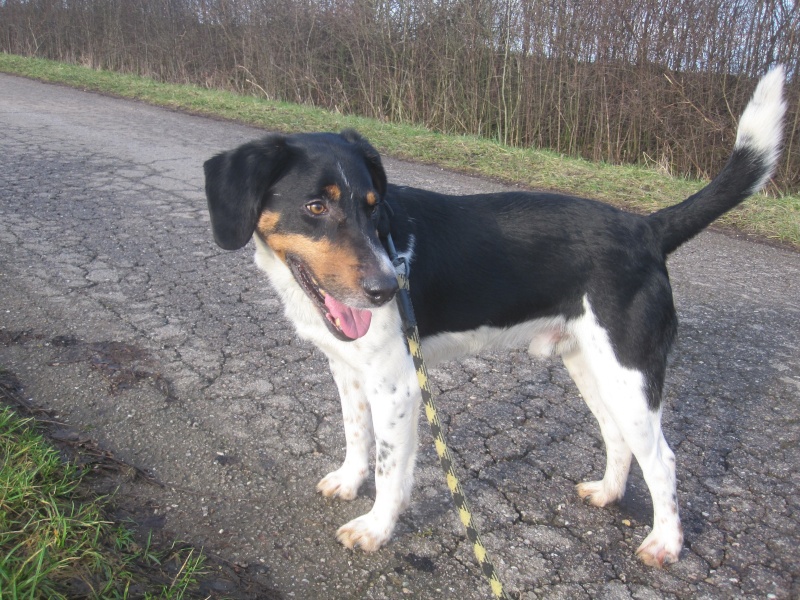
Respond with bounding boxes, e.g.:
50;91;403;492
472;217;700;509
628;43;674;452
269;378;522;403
1;330;176;399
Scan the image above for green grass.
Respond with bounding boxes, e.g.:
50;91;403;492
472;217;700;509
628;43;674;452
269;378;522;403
0;404;207;599
1;52;798;248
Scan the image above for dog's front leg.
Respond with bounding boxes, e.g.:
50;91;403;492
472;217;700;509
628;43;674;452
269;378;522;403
336;346;420;551
317;358;374;500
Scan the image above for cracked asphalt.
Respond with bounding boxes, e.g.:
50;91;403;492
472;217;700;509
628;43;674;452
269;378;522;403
1;73;799;599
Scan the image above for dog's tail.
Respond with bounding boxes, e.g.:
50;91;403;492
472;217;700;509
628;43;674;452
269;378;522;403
648;66;786;256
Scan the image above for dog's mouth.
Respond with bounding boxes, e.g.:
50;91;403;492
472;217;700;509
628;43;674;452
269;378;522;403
287;257;372;341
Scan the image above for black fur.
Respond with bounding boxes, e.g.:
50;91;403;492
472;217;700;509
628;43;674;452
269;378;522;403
379;143;767;408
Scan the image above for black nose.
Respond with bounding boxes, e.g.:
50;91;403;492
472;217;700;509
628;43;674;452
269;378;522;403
362;272;399;306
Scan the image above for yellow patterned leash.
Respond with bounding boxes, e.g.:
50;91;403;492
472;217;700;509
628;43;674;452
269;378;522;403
384;234;512;600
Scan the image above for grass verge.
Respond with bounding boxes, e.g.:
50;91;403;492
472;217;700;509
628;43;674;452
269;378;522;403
0;52;798;249
0;398;206;599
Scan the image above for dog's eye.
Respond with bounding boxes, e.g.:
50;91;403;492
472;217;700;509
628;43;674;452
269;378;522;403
305;200;328;216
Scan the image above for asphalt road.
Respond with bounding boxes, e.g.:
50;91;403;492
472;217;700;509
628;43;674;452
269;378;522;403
1;73;799;600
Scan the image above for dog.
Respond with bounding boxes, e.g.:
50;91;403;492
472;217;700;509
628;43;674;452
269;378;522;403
203;67;785;567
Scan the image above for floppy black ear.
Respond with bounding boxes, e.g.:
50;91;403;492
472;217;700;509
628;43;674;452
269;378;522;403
340;129;387;199
203;135;293;250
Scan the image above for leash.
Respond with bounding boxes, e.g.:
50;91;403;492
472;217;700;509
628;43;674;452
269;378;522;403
383;233;513;600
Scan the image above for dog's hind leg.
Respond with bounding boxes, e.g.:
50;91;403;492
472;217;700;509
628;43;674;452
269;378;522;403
631;417;681;568
317;358;374;500
563;350;633;507
568;304;682;567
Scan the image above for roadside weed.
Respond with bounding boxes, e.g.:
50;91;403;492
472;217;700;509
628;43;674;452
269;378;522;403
0;405;208;600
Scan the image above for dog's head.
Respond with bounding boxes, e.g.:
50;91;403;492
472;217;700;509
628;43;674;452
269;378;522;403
204;129;398;341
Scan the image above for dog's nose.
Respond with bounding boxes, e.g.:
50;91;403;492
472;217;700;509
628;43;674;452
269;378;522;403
362;273;399;306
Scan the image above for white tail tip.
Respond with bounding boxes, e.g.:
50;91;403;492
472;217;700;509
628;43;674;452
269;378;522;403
735;66;786;163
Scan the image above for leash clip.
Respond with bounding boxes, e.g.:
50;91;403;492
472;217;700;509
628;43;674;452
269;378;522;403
383;233;417;334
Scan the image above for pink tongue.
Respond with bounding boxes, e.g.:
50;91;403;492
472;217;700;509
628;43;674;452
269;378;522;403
324;294;372;339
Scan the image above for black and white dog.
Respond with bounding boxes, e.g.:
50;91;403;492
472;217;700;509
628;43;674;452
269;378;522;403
203;68;785;567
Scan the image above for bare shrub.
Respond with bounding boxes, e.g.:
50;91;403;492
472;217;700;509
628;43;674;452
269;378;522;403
2;0;797;190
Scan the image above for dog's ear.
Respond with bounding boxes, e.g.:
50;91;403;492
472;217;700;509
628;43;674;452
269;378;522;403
204;135;293;250
340;129;387;199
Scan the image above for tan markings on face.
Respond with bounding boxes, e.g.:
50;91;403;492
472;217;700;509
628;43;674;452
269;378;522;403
325;184;342;202
256;210;281;237
366;191;377;206
265;233;362;292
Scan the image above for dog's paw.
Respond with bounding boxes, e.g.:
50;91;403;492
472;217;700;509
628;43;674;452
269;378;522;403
636;527;683;568
336;513;393;552
317;466;366;500
576;480;622;507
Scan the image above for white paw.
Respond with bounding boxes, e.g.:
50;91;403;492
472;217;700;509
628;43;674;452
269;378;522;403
636;526;683;568
576;480;623;507
336;512;394;552
317;466;366;500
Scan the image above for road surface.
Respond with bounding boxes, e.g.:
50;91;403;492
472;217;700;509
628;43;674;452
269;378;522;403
1;73;799;599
